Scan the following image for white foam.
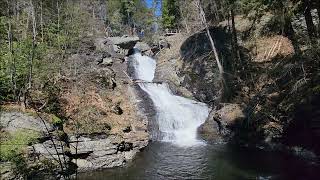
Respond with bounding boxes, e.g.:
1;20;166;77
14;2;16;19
132;53;210;147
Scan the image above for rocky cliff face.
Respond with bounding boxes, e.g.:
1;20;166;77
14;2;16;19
179;28;233;103
0;36;150;179
153;30;237;143
155;15;320;157
154;29;233;104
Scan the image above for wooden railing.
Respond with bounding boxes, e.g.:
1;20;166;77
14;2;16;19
164;29;181;35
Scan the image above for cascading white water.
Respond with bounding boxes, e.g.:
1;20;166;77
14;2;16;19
132;52;209;146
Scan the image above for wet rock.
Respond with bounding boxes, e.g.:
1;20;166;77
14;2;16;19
134;42;150;52
198;111;223;142
124;150;138;161
217;104;246;126
0;112;54;135
127;48;140;56
199;104;246;142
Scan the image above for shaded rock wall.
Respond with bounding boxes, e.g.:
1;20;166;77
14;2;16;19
179;27;233;103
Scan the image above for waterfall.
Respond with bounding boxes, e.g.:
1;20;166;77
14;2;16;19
131;52;209;146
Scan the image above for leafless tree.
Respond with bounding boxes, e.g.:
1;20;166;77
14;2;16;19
28;0;36;90
6;0;17;100
194;0;224;76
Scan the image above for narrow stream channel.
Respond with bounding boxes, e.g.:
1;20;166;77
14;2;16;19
79;52;318;180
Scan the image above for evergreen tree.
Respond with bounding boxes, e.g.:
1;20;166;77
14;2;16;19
162;0;180;29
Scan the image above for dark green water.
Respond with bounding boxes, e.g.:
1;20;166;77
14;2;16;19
78;142;319;180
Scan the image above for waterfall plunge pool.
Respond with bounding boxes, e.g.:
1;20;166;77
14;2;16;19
78;142;318;180
79;52;319;180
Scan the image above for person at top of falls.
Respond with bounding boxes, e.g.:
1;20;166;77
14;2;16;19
139;29;145;38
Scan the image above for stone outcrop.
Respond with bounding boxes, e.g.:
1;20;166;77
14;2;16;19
134;42;153;56
153;34;194;98
95;38;115;53
178;27;233;103
0;111;54;135
0;162;18;180
0;35;150;179
107;36;139;50
134;42;150;52
198;104;246;142
68;134;147;172
59;36;149;171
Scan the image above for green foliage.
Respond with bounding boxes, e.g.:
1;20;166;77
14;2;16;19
0;130;39;161
162;0;180;29
0;0;98;104
106;0;153;35
52;115;63;126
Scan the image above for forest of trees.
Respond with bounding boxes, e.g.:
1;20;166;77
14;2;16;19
162;0;320;40
0;0;156;106
1;0;319;136
0;0;319;179
161;0;319;94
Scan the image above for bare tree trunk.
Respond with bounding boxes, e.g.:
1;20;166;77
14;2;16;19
28;0;36;89
6;0;17;100
230;9;242;65
40;0;44;43
197;1;224;75
57;0;60;33
303;0;317;39
211;0;220;22
179;1;190;33
16;1;20;22
316;0;320;36
25;7;30;39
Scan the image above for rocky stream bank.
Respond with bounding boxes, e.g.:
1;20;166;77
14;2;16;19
153;15;319;162
0;36;151;179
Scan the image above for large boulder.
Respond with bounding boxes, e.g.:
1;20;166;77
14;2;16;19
94;38;115;53
68;135;138;172
28;140;70;168
179;27;233;103
216;104;246;126
107;36;139;50
134;42;150;52
198;104;246;142
69;136;117;156
198;111;223;142
72;154;125;171
0;111;54;135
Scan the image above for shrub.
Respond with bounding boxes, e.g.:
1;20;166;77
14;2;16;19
52;115;63;126
0;130;39;161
